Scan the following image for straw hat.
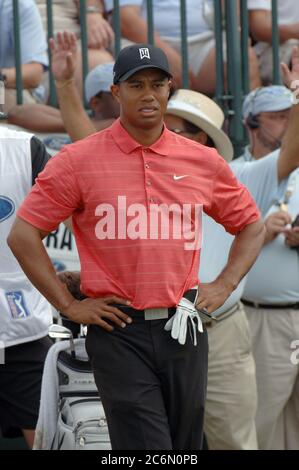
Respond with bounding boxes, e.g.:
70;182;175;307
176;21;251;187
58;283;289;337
166;89;233;162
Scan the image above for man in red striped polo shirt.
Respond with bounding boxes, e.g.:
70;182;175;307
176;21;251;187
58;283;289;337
8;44;265;450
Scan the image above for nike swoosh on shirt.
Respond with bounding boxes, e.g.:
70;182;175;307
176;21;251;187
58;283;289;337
173;175;189;181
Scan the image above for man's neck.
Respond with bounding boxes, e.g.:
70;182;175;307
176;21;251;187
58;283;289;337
120;119;164;147
249;143;274;160
249;146;263;160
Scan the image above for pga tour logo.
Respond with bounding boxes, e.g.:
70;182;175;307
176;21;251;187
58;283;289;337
94;196;202;251
139;48;150;60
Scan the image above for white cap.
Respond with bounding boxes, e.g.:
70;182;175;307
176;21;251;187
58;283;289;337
85;62;114;102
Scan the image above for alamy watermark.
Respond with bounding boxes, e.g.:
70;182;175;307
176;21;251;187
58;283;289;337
290;340;299;365
94;196;202;251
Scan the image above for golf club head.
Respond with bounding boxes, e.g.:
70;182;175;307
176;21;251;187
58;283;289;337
49;323;73;340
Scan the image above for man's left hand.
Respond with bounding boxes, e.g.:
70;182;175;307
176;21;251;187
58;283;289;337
50;32;77;82
195;279;234;314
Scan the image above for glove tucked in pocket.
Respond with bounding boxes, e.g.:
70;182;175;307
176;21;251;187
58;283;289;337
164;297;203;346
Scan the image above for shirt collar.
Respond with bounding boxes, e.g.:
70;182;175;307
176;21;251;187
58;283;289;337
110;118;170;156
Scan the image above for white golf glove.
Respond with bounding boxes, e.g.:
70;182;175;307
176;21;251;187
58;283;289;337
164;297;203;346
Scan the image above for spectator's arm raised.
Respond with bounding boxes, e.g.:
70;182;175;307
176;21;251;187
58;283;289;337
50;32;96;141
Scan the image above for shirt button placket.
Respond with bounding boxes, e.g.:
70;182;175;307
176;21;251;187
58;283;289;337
143;149;153;207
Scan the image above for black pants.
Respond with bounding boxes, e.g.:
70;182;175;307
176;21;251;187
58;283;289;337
86;307;208;450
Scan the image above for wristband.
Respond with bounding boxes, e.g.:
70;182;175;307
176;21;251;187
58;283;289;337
55;78;75;89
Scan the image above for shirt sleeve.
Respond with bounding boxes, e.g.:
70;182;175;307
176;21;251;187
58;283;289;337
19;0;48;68
18;147;81;232
206;155;261;235
30;136;51;185
230;149;279;217
247;0;271;10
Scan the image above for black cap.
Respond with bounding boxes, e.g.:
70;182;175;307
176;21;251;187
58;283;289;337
113;44;172;84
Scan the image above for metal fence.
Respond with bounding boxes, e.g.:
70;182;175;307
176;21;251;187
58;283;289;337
6;0;281;155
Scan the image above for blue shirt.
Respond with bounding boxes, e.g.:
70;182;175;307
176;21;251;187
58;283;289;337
104;0;213;38
199;150;280;315
0;0;48;69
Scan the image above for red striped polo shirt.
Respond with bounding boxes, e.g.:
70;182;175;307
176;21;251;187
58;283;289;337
18;119;260;309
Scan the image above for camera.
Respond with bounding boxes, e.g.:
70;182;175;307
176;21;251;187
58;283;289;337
290;214;299;252
292;214;299;228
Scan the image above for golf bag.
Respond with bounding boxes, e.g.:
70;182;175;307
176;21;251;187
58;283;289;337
50;338;111;450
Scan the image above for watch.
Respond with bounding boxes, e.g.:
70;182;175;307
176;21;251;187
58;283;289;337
86;5;103;14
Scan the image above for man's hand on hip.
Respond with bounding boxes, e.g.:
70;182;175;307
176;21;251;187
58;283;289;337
196;279;234;314
63;296;133;332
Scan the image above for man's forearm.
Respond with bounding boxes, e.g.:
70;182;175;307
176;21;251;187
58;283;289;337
278;23;299;42
2;63;43;89
56;80;96;141
8;104;65;133
216;220;265;290
7;218;76;313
